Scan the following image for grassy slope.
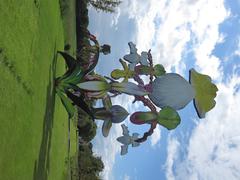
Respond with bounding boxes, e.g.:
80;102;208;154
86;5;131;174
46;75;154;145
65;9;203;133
0;0;76;180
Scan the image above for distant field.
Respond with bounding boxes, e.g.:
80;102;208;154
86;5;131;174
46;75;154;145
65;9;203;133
0;0;77;180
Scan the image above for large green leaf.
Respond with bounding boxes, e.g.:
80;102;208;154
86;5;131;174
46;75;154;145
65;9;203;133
65;90;94;120
63;63;83;84
56;52;80;82
56;90;75;119
189;68;218;118
56;63;84;91
157;107;181;130
57;51;77;71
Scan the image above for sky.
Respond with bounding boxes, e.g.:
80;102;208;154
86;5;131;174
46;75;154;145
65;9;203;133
87;0;240;179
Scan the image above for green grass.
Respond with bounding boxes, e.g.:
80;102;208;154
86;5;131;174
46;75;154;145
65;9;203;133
60;0;77;55
0;0;77;180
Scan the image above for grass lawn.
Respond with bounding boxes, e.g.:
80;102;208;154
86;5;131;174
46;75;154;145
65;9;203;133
0;0;77;180
60;0;77;55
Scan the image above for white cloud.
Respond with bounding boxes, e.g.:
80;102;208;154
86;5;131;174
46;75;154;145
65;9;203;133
124;174;131;180
165;73;240;180
91;0;231;179
93;123;122;180
165;137;180;180
121;0;229;77
234;36;240;57
111;7;121;28
192;0;229;80
150;126;161;147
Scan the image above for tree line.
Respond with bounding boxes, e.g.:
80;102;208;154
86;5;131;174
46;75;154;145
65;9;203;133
88;0;122;13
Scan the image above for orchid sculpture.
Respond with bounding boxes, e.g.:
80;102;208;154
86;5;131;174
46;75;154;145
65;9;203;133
123;42;149;70
117;124;140;155
76;74;149;98
93;95;129;137
130;106;181;130
113;42;218;155
55;51;94;119
55;40;218;156
111;59;166;82
148;69;218;118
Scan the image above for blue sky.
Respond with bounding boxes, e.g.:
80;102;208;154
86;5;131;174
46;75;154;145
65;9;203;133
88;0;240;179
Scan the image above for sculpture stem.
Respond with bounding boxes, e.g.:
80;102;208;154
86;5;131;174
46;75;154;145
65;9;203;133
135;121;157;143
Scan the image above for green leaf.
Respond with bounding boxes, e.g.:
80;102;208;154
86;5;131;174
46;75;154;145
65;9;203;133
189;68;218;118
57;51;77;71
157;107;181;130
56;90;75;119
154;64;166;77
63;63;83;84
56;63;83;91
65;90;95;120
56;52;80;82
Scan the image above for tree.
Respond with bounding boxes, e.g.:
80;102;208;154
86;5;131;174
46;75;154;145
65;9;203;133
88;0;122;13
78;119;97;142
78;145;104;180
91;156;104;173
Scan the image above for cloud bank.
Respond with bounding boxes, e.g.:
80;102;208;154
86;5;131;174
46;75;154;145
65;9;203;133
166;72;240;180
91;0;233;179
124;0;229;77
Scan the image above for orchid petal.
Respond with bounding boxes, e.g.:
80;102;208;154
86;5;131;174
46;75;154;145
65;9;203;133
120;145;128;155
189;68;218;118
132;141;140;147
132;133;139;139
128;42;138;54
111;69;125;79
140;51;148;66
112;82;149;96
78;81;110;91
149;73;195;110
110;105;129;123
93;108;111;120
157;107;181;130
123;53;140;63
130;111;157;124
128;63;137;71
117;136;131;144
121;124;129;136
86;91;107;99
102;120;112;137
